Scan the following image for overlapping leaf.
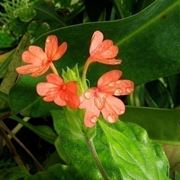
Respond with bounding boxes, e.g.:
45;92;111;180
51;109;169;179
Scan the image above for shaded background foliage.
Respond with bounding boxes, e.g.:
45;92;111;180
0;0;180;179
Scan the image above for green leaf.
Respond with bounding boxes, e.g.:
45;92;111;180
99;120;169;180
33;0;180;85
52;109;102;179
52;109;169;179
9;76;59;117
0;31;16;48
121;106;180;144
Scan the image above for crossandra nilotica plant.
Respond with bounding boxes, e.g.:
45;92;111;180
16;30;134;127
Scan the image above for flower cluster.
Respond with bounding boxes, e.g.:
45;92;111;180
16;31;134;128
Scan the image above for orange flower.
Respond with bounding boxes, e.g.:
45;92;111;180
88;31;121;65
36;73;80;109
79;70;134;127
16;35;67;77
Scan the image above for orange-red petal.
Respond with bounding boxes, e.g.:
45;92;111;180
22;47;47;66
28;46;47;64
53;42;67;61
89;31;103;54
101;96;125;123
98;70;122;88
45;35;59;60
113;80;134;96
45;35;67;61
16;65;37;75
46;73;64;85
36;82;57;97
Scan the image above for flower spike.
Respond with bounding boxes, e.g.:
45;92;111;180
80;70;134;127
16;35;67;77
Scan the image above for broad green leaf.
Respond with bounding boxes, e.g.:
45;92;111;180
33;0;180;85
121;106;180;144
99;120;169;180
52;109;169;179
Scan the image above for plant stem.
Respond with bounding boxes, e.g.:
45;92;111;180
82;58;91;89
1;121;44;171
50;63;59;75
86;138;109;180
0;125;26;170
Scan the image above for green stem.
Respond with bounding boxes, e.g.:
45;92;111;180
50;63;59;76
82;58;91;89
86;137;109;180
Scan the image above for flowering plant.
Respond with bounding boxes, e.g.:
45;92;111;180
0;0;179;179
11;31;168;179
17;31;134;128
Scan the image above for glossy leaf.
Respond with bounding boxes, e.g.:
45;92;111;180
99;120;169;179
52;109;169;179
